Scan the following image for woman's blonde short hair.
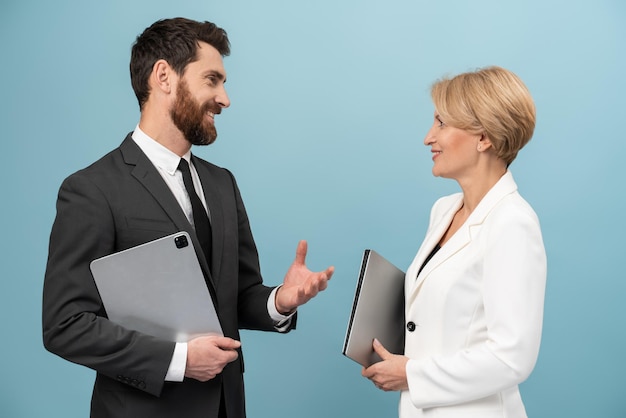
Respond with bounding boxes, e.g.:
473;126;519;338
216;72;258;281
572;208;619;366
431;66;536;166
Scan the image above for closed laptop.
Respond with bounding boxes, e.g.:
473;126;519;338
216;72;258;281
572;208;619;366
343;249;405;367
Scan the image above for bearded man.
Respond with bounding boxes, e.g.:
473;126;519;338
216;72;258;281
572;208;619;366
42;17;333;418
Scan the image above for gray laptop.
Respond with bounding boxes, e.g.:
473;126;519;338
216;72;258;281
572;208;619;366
343;249;405;367
90;231;222;342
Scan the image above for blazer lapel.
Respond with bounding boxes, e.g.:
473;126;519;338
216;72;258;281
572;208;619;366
407;195;464;299
407;171;519;302
119;136;217;291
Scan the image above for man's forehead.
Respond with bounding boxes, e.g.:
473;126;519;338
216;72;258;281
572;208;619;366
187;42;227;77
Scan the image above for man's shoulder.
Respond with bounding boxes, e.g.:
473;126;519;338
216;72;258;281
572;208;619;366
192;153;223;169
62;136;132;183
75;147;124;175
191;154;233;179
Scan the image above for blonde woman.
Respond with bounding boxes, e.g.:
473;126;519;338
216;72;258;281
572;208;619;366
362;66;547;418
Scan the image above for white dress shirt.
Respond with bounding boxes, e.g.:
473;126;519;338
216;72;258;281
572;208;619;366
131;126;294;382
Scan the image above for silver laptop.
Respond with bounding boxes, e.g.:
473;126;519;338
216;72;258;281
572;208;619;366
90;231;222;342
343;249;405;367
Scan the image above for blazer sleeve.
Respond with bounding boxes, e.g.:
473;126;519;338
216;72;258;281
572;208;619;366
42;172;175;397
405;198;547;408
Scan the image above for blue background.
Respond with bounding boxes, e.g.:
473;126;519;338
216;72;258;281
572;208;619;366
2;0;625;417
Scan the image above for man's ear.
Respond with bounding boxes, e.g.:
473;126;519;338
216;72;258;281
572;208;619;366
150;59;175;94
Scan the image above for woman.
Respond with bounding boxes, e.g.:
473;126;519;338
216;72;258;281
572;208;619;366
362;66;547;418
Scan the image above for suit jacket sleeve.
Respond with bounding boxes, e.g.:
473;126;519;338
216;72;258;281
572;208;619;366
42;171;175;397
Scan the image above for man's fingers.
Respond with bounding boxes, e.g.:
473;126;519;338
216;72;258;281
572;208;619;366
325;266;335;279
215;336;242;350
294;240;308;265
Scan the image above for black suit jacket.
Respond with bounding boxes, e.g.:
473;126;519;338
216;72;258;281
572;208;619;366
43;134;295;417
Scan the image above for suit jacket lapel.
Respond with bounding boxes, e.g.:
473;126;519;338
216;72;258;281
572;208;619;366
119;136;217;291
192;155;225;285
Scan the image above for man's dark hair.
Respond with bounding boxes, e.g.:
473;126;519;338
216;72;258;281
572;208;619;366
130;17;230;109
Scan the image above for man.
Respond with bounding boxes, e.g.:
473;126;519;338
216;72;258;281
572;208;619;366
42;17;333;418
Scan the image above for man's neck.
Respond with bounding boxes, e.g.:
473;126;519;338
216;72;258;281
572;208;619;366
138;113;191;157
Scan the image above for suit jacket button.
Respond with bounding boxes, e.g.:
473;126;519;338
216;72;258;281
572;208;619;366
406;321;416;332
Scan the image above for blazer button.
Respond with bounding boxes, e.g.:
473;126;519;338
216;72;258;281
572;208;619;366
406;321;416;332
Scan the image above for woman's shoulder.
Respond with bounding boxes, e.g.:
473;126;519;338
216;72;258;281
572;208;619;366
428;192;463;225
485;191;542;234
432;192;463;213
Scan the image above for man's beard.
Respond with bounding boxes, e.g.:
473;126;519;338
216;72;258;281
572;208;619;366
170;79;220;146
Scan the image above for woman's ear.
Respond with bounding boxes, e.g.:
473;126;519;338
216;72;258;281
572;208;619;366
477;133;493;152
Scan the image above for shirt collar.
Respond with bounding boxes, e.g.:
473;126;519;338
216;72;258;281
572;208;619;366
131;125;192;175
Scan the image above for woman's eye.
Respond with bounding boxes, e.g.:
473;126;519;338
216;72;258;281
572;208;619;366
436;116;445;128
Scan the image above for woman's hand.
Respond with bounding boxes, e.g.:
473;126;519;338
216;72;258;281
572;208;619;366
361;338;409;392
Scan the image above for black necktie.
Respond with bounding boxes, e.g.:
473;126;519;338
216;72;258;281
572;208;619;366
178;158;212;271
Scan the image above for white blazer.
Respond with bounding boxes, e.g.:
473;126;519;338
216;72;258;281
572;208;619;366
400;171;546;418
